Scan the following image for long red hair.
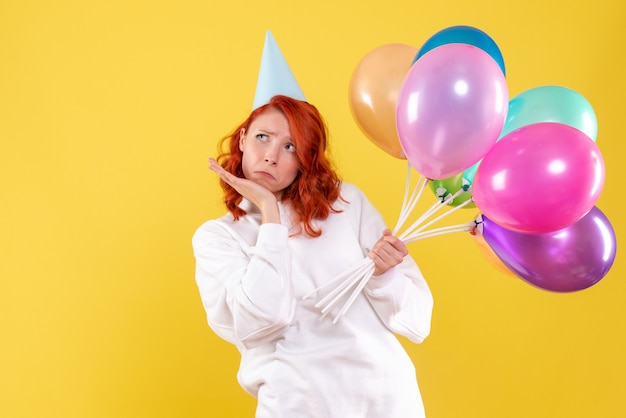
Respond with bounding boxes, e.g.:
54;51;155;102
216;95;342;237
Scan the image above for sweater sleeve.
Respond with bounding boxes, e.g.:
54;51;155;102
345;183;434;343
364;258;433;343
192;220;296;349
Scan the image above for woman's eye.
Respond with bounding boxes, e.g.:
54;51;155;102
285;143;296;152
256;134;268;141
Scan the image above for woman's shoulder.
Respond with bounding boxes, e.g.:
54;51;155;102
338;181;370;205
339;181;365;198
192;212;238;242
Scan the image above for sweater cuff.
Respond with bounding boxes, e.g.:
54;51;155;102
256;223;289;248
365;266;404;296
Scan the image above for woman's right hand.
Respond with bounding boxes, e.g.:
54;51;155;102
368;229;409;276
208;158;281;224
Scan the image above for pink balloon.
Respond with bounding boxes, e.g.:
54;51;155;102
396;43;508;179
472;122;605;233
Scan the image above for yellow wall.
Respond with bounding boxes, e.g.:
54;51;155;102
1;0;624;417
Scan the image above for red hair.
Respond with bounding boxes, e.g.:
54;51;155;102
216;95;342;237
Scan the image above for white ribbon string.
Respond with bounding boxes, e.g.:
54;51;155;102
308;165;474;322
314;258;373;311
393;163;428;236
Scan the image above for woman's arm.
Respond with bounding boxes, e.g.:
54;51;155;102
364;255;434;343
193;220;295;350
345;183;434;343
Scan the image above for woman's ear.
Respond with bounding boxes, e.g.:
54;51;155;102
239;128;246;151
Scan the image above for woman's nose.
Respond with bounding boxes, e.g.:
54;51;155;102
264;147;279;165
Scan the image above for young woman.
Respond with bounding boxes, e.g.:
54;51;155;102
192;95;434;417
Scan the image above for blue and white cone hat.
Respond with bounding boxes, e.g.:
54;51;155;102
252;30;306;110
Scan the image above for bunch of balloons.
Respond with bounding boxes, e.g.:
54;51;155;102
348;25;616;293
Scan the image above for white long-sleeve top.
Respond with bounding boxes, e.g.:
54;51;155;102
193;182;434;418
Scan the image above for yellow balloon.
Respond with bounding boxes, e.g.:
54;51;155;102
348;44;418;159
471;229;515;277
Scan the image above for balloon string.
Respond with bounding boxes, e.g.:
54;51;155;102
310;174;475;323
402;222;474;244
398;187;470;241
332;262;377;324
314;208;473;321
394;178;428;236
393;166;428;235
317;261;374;322
392;161;412;235
320;219;472;320
316;258;372;311
397;188;459;241
301;258;369;300
307;257;372;309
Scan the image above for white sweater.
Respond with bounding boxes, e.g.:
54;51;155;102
193;182;434;418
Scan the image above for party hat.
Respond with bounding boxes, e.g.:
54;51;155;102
252;30;306;110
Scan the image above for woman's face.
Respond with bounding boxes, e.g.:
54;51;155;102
239;108;300;199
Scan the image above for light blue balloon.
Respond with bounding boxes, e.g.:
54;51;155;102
414;25;506;76
501;85;598;141
462;160;480;185
465;85;598;185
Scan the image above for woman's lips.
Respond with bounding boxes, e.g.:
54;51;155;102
256;171;275;180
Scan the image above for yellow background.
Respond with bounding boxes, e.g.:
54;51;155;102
1;0;624;417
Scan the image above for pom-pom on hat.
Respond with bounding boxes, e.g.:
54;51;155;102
252;30;306;110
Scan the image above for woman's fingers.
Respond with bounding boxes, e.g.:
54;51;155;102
206;157;277;213
369;230;408;275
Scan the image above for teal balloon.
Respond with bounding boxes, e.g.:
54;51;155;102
414;25;505;76
502;85;598;141
467;85;598;183
462;160;480;185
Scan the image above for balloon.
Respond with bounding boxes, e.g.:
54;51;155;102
470;225;514;277
348;43;418;159
502;85;598;141
463;85;597;185
396;43;508;180
415;25;506;76
479;209;616;292
462;160;480;185
428;173;475;208
472;122;605;233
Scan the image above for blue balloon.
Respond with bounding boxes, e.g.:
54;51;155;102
414;26;506;76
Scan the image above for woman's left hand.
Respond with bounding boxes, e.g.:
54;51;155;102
368;229;408;276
